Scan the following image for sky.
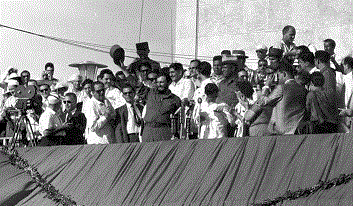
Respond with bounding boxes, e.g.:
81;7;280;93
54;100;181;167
0;0;176;81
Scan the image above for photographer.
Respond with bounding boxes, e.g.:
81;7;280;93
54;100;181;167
41;62;59;90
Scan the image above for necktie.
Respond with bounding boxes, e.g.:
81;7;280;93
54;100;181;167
132;104;142;126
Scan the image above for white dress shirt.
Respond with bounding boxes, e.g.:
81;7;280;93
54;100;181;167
234;98;255;137
105;87;125;109
41;96;49;111
3;95;17;109
38;107;63;138
126;102;141;134
274;40;295;56
85;97;115;144
78;91;91;114
309;67;320;74
169;77;195;101
344;72;353;107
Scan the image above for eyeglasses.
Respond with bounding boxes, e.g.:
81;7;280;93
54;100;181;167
148;77;157;81
123;91;134;95
63;100;73;104
40;88;49;92
141;69;149;73
22;75;30;78
94;89;105;93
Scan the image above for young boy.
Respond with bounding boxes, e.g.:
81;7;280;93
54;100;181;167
234;80;255;137
193;83;234;139
295;70;311;89
306;72;337;133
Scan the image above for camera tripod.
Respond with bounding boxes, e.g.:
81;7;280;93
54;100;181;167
9;109;37;149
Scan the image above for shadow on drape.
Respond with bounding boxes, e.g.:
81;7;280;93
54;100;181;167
1;133;353;205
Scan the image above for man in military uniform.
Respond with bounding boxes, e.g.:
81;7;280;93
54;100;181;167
129;42;161;74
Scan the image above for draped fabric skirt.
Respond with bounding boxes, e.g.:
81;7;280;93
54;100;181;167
249;123;269;137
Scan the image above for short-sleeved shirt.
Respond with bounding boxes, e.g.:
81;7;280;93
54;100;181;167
273;40;296;56
38;107;63;138
105;87;125;109
169;78;195;101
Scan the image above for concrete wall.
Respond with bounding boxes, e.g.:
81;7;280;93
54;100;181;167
175;0;353;68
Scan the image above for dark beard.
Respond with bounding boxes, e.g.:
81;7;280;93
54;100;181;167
157;87;167;93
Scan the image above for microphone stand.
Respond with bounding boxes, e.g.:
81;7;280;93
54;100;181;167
197;98;202;139
185;100;195;140
171;107;182;140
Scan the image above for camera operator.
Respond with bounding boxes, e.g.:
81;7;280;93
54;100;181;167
20;70;31;87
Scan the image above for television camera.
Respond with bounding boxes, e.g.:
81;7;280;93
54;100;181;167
7;85;38;148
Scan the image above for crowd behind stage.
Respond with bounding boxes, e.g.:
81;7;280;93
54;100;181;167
1;25;353;146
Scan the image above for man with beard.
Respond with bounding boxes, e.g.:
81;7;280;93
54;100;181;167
217;55;239;108
216;55;239;137
142;75;181;142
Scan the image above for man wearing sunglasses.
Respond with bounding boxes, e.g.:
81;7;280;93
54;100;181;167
59;92;86;145
85;81;115;144
114;85;143;143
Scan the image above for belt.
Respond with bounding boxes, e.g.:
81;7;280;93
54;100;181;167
128;133;139;136
145;122;171;128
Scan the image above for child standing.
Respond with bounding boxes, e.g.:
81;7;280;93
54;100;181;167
193;83;234;139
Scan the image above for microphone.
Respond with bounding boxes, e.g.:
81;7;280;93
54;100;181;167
174;107;182;115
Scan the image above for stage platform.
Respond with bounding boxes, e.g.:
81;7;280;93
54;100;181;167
1;133;353;205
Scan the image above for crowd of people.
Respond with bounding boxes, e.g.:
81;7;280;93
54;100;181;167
1;25;353;146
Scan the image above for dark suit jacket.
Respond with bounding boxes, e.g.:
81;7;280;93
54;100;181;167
63;109;86;145
252;79;308;135
114;103;143;143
